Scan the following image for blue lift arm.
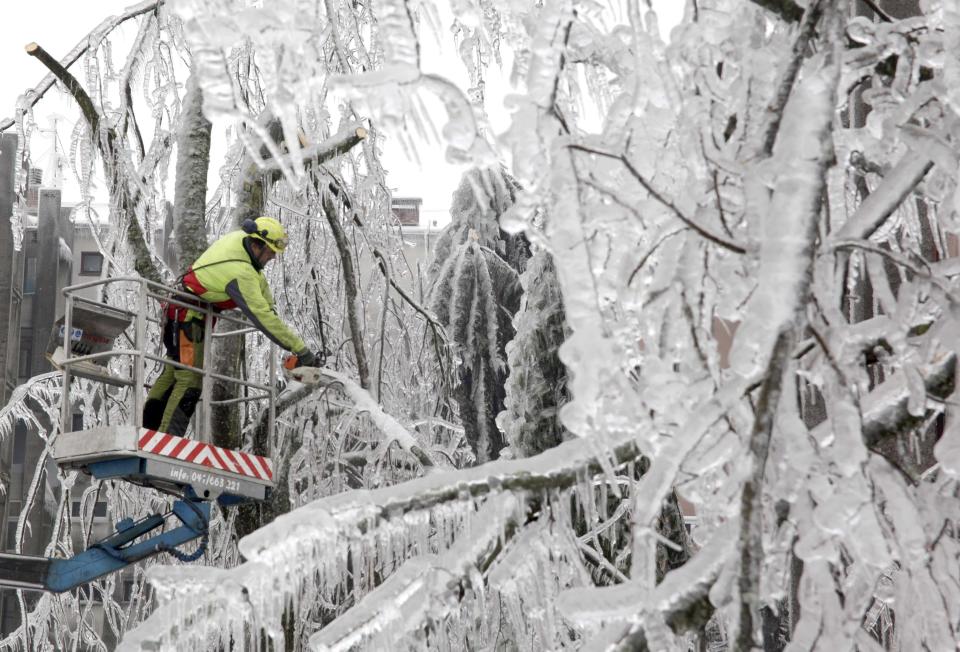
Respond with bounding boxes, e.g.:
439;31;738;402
0;497;210;593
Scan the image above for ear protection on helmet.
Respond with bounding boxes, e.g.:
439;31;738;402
241;216;289;252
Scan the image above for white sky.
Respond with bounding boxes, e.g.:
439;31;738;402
1;1;684;226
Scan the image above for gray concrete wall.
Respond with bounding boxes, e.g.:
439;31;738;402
31;190;63;376
0;135;22;404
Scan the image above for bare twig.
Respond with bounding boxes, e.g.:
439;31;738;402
711;170;734;238
628;228;686;286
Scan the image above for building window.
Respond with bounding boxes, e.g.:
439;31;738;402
71;501;107;518
74;584;103;604
122;578;136;603
5;524;18;552
391;198;422;226
22;258;36;295
79;252;103;276
72;413;84;432
17;344;31;381
12;424;26;465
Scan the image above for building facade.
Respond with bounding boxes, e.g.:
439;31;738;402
0;137;113;637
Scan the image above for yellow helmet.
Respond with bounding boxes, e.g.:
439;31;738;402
243;216;288;252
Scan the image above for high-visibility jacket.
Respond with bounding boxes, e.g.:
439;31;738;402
179;230;307;353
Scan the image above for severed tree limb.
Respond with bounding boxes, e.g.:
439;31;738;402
0;0;163;132
24;43;101;134
26;42;161;284
262;123;367;173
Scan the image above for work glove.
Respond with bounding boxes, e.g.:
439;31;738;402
294;349;325;368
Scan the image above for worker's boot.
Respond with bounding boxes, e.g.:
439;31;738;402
165;388;202;437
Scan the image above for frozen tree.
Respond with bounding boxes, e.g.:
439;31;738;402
427;167;528;463
4;0;960;650
499;248;570;457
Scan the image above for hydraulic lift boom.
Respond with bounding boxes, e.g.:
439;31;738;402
0;277;279;593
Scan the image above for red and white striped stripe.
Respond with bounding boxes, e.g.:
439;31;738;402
138;429;273;482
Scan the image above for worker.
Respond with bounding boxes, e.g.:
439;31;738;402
143;216;322;436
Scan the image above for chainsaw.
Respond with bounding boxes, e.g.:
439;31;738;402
282;353;325;386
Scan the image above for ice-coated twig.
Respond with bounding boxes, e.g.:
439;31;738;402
568;144;748;255
557;521;735;631
833;239;960;304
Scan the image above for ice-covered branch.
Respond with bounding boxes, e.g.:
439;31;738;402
558;521;735;633
125;428;645;646
310;368;435;469
830;153;935;241
857;347;956;460
730;5;843;644
319;186;372;390
758;0;826;157
0;0;163;132
308;494;519;650
24;41;161;284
